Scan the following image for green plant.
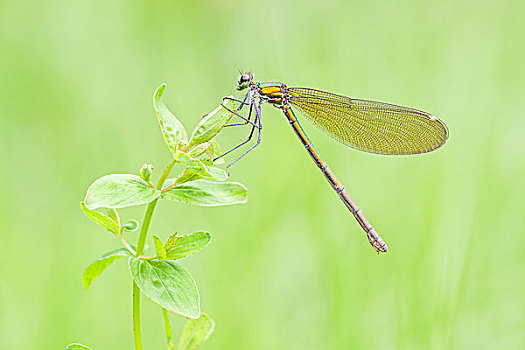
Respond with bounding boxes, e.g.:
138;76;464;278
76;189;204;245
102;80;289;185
68;84;247;350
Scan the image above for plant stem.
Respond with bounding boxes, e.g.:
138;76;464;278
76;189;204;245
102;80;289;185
133;282;142;350
161;182;177;192
162;307;174;349
135;198;159;257
135;158;177;257
120;237;135;255
132;158;177;350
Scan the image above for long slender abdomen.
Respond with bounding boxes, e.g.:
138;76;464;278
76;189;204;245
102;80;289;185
281;104;388;253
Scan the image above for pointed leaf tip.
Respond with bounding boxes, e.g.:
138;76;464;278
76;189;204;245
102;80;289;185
165;231;211;260
187;98;236;146
153;84;188;154
82;247;133;289
80;202;120;236
152;234;167;259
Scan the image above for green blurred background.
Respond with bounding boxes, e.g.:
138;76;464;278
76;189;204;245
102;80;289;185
1;0;524;349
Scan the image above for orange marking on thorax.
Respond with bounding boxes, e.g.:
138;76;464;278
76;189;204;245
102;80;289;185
260;85;284;103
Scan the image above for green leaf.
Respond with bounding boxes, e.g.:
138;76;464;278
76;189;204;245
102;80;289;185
206;139;224;165
187;98;236;146
129;257;200;318
122;219;139;232
172;168;204;186
154;84;188;154
80;202;120;236
187;142;210;158
177;313;215;350
83;247;133;289
165;153;228;186
84;174;161;210
200;158;213;166
66;344;93;350
165;232;211;260
106;208;120;226
174;150;198;165
164;231;180;249
176;163;227;186
162;180;248;206
152;234;167;259
205;166;228;181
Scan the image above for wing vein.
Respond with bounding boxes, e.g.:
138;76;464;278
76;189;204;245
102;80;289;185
287;87;448;155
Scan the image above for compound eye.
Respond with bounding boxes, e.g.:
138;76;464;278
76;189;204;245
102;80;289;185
237;72;253;91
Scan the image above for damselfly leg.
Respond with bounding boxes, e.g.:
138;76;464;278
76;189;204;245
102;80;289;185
225;97;263;169
222;93;258;128
213;94;263;168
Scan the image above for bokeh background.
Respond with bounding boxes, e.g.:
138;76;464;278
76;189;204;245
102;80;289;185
1;0;524;349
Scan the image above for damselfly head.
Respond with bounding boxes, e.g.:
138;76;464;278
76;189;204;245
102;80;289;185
237;71;254;91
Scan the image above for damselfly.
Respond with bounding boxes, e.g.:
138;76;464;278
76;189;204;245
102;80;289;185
219;72;448;253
